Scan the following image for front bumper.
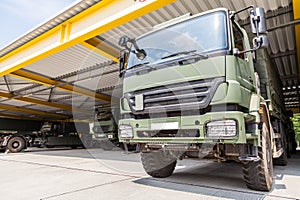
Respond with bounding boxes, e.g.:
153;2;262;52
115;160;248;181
92;132;117;141
119;111;254;144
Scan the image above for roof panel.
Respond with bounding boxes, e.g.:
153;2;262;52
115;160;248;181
0;0;298;114
25;104;61;112
0;99;32;107
24;44;110;77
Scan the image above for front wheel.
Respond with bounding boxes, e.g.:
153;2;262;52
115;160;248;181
274;134;288;166
7;137;26;153
242;122;273;191
100;141;115;151
141;149;177;178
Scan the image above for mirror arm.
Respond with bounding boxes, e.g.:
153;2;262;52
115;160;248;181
131;40;141;52
233;44;261;56
253;14;261;38
230;5;254;19
119;50;127;78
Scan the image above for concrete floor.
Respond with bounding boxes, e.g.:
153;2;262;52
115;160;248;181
0;147;299;200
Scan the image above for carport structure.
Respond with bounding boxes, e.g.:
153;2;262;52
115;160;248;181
0;0;299;121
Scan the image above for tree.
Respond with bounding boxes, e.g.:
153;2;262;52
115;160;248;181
291;114;300;147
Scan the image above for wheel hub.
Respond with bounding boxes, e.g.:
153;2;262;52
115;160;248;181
12;142;20;148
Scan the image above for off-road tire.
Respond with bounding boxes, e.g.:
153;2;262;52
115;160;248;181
273;133;288;166
242;122;273;191
141;150;177;178
100;141;114;151
7;137;26;153
273;150;287;166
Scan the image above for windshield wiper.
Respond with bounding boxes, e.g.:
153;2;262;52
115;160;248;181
161;50;208;60
129;62;150;70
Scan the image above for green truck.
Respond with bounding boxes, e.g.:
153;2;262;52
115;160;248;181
0;119;84;153
87;106;136;151
88;106;119;150
39;121;84;149
117;6;293;191
0;118;43;153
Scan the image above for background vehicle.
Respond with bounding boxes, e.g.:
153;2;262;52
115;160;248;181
0;119;85;152
87;105;136;151
88;106;119;150
0;118;43;153
39;122;84;149
118;6;295;191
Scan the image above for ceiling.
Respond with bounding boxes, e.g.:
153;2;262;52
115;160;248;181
0;0;299;121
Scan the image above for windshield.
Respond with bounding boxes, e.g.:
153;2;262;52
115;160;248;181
127;11;228;69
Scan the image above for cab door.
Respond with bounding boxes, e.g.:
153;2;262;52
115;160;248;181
232;22;254;91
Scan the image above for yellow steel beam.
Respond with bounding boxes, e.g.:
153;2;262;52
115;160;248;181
0;0;176;75
81;37;120;63
10;69;111;103
0;104;70;119
294;0;300;79
0;91;89;113
0;113;42;121
59;118;93;123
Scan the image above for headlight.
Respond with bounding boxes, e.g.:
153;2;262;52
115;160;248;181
93;126;100;133
205;120;237;138
119;124;133;139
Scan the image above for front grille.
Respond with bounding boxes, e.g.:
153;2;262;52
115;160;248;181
125;77;224;114
93;126;110;133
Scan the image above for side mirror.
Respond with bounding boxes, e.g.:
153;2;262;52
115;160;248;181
253;35;269;49
232;6;268;56
250;7;267;34
118;35;147;61
118;35;130;48
119;50;128;78
135;49;147;60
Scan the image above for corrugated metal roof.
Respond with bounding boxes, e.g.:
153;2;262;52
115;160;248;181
24;44;110;77
0;76;34;93
0;0;299;119
0;99;31;107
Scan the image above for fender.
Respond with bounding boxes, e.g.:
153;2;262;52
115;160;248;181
249;94;275;151
259;102;280;159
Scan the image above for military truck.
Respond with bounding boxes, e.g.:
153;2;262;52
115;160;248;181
0;118;43;153
88;106;119;150
39;121;84;149
87;105;137;151
0;119;84;152
117;6;292;191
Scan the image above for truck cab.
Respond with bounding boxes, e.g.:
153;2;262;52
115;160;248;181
40;122;83;148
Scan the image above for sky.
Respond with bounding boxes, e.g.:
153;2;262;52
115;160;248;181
0;0;79;49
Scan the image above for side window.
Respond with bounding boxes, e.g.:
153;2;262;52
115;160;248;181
233;23;245;59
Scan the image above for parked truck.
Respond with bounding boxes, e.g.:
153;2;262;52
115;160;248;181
117;6;293;191
39;121;84;149
0;118;43;153
88;105;119;150
0;119;84;153
86;105;136;151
